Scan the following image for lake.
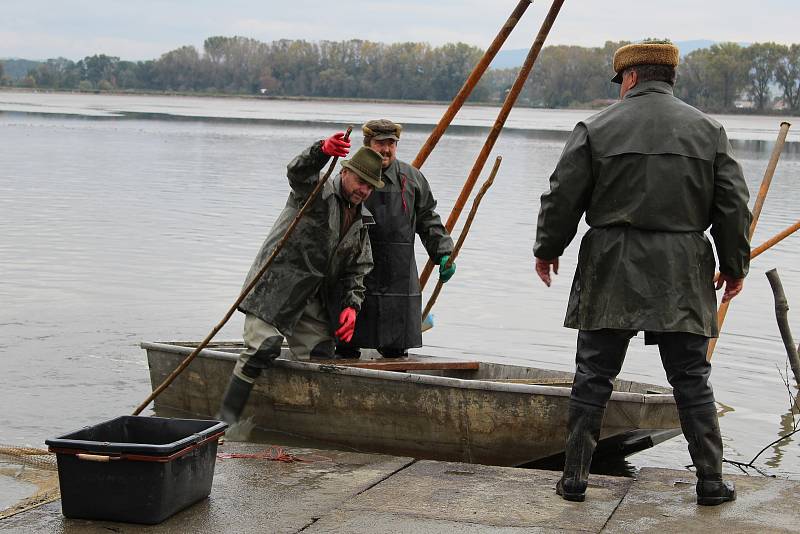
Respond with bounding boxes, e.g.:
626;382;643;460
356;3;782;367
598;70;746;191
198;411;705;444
1;90;799;481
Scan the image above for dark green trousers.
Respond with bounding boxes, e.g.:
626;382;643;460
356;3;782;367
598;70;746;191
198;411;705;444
571;329;716;410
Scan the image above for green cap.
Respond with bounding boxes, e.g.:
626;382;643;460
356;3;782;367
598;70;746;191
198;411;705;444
341;147;385;189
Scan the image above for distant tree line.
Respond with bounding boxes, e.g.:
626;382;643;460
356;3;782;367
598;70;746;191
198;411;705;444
2;37;799;113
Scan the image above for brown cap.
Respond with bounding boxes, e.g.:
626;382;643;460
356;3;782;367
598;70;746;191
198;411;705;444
362;119;402;141
341;147;385;189
611;41;679;83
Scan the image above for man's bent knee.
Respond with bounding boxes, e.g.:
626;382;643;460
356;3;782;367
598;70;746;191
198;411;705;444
235;334;283;382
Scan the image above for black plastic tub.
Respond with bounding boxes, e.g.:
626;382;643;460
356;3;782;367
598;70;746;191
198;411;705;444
45;416;227;524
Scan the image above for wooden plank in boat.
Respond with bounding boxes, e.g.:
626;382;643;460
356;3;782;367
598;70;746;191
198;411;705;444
313;358;480;371
488;378;574;386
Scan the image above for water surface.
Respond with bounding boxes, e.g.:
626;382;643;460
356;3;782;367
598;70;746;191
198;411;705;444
1;91;799;479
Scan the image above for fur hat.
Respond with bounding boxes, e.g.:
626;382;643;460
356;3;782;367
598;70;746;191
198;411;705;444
611;41;679;83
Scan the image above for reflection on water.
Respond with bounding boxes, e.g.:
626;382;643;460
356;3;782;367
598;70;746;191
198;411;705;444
765;396;800;469
1;93;799;479
732;138;800;157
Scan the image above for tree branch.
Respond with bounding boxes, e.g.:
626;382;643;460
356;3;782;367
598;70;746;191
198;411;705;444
766;268;800;387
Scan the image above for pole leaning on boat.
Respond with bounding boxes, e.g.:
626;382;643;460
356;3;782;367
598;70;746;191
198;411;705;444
422;156;502;329
419;0;567;291
132;127;354;416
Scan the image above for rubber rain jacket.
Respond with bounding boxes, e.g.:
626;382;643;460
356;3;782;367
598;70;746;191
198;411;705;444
534;81;751;337
239;141;374;335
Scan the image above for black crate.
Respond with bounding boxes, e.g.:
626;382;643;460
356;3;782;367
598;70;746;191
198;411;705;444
46;416;227;524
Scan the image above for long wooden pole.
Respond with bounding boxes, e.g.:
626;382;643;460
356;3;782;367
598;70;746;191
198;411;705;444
412;0;532;169
711;219;800;283
750;219;800;261
422;156;502;325
419;0;566;291
133;127;353;415
707;121;791;361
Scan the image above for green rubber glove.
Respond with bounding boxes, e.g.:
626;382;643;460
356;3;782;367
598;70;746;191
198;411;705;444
438;255;456;283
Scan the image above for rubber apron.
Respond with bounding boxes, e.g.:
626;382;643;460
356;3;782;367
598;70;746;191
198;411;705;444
348;176;422;349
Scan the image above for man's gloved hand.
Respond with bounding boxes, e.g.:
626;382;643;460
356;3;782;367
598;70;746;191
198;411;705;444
438;255;456;283
335;307;357;342
321;132;351;158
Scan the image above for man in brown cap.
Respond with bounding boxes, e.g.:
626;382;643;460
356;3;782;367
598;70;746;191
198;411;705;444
336;119;454;358
534;40;750;505
218;133;384;424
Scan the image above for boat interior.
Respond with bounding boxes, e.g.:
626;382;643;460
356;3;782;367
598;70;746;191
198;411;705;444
168;340;672;396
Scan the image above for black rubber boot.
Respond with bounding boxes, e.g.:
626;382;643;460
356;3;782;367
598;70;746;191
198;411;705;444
378;347;408;359
556;402;605;502
334;344;362;359
678;404;736;506
217;375;255;425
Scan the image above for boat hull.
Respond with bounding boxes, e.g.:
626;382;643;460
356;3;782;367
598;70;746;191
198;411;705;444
142;341;680;467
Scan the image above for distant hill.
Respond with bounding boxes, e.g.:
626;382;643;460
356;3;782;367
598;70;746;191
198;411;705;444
1;58;43;80
489;40;742;69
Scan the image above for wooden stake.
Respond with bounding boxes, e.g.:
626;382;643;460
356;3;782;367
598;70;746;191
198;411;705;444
765;269;800;387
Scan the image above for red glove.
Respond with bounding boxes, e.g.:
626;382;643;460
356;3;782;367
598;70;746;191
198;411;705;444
321;132;350;158
335;307;357;342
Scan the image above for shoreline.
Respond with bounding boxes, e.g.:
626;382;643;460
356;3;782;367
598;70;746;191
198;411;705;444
2;88;798;150
2;86;798;119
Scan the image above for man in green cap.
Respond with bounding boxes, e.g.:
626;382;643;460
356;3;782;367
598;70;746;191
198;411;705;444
534;40;750;506
217;132;384;424
336;119;455;358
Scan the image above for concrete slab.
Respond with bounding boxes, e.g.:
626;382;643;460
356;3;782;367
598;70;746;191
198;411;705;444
602;467;800;533
4;446;798;534
305;510;574;533
308;459;631;533
0;443;413;534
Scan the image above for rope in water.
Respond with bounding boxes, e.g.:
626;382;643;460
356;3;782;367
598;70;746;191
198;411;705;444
0;445;60;520
217;446;332;464
0;445;57;471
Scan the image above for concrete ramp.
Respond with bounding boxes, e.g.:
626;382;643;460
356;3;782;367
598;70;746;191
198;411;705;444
603;467;799;533
307;459;630;532
2;444;799;533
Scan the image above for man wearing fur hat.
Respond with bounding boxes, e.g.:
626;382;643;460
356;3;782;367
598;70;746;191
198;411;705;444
534;40;750;505
336;119;455;358
217;133;384;424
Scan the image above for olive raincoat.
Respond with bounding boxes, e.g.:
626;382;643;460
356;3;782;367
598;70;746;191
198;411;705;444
348;159;453;349
238;141;374;336
534;81;751;337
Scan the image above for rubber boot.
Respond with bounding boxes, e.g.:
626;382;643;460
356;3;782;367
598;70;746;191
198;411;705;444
378;347;408;359
334;344;361;359
217;374;255;425
556;403;605;502
678;404;736;506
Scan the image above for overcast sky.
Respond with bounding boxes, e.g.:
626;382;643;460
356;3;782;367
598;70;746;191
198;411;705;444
2;0;798;61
